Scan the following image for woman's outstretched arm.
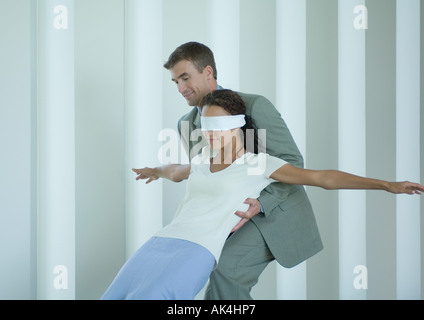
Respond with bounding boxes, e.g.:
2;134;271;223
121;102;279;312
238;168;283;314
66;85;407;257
270;164;424;195
132;164;191;184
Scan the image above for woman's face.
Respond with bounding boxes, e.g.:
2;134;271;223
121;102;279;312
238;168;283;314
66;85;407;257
201;105;239;151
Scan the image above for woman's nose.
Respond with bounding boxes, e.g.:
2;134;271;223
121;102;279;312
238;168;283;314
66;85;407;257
204;130;217;139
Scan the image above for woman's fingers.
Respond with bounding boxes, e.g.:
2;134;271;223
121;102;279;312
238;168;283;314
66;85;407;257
133;168;158;183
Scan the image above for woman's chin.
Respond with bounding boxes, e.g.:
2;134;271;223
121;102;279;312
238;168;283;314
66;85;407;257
207;142;221;151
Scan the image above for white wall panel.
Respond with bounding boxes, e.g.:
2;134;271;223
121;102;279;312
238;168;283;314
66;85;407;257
208;0;240;90
338;0;367;300
37;0;75;299
0;0;422;301
275;0;307;300
395;0;421;300
125;0;164;257
0;0;37;300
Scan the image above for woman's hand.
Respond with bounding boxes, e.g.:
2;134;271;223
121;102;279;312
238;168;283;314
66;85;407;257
387;181;424;195
133;164;190;183
132;168;159;184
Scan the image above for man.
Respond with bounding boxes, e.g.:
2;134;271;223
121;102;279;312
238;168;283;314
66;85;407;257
163;42;323;300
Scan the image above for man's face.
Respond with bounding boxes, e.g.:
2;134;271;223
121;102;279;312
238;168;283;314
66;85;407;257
170;60;212;106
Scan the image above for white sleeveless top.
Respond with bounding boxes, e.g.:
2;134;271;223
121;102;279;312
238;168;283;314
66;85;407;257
155;149;287;262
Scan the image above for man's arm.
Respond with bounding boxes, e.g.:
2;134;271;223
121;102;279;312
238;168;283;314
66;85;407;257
232;95;304;231
249;95;304;216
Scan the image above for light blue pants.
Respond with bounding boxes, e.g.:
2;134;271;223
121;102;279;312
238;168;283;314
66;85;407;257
101;237;215;300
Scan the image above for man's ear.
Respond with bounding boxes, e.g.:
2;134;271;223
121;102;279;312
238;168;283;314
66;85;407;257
203;65;214;80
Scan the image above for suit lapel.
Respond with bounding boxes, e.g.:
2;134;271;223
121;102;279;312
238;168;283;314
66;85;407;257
193;108;201;130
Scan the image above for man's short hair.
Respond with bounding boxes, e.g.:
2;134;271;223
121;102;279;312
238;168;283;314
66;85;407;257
163;42;218;80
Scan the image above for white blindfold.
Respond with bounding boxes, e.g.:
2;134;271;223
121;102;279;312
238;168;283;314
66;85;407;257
200;115;246;131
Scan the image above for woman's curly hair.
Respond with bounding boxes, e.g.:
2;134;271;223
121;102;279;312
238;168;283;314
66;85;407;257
199;90;260;154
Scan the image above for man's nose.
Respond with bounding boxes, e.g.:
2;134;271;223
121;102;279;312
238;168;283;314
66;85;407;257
178;82;186;94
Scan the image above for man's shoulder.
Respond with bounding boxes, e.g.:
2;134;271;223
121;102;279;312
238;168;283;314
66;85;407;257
236;91;263;101
178;107;199;123
235;91;275;115
235;91;273;107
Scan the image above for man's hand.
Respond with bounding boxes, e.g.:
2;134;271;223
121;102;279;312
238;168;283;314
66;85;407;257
231;198;262;233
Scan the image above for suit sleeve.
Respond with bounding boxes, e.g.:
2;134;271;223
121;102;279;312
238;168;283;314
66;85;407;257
250;96;304;217
177;117;190;161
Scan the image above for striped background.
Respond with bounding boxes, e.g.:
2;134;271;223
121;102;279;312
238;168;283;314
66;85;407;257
0;0;422;300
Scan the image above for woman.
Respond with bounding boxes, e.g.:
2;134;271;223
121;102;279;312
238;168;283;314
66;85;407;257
101;89;423;300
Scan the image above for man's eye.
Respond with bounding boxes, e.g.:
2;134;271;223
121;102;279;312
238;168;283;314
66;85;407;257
183;78;189;81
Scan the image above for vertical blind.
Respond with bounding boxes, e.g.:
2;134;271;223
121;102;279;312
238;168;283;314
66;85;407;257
2;0;421;299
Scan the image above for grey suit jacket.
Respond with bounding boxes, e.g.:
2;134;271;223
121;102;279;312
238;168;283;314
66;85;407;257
177;91;323;268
